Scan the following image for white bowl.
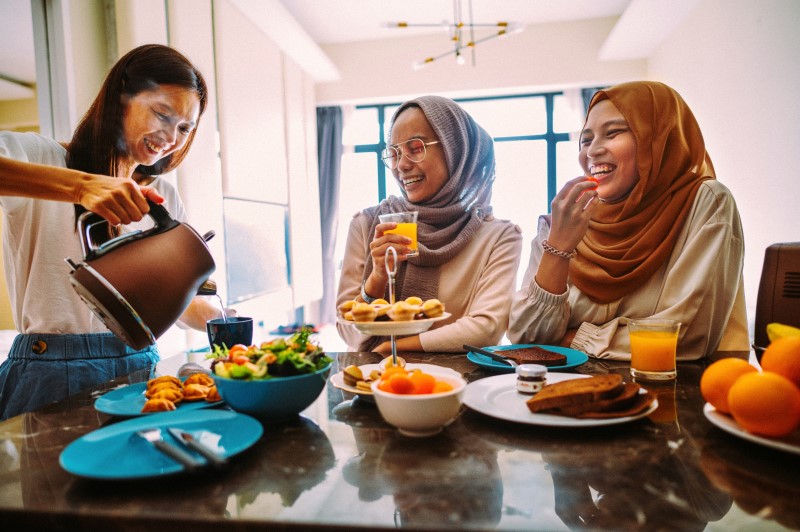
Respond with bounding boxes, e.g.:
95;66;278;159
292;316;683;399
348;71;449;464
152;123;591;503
370;372;467;437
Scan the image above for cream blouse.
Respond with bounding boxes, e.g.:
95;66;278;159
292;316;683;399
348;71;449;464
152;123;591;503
508;180;749;360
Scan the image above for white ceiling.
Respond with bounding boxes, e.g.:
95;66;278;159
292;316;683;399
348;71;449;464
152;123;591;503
0;0;636;101
275;0;632;44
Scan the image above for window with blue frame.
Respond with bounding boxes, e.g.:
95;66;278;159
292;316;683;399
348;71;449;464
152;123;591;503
337;92;584;288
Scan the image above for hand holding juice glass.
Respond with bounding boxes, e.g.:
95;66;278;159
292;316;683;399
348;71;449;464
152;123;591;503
628;318;681;381
378;211;418;257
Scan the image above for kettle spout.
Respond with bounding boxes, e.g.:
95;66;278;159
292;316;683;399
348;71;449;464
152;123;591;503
197;278;217;296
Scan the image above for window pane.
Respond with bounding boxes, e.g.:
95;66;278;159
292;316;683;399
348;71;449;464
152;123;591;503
382;105;400;141
556;138;581;192
492;140;548;288
334;152;379;273
460;97;547;137
343;107;379;146
553;93;585;134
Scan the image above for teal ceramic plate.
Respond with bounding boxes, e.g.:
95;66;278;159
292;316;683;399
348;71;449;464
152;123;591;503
60;409;263;479
466;344;589;373
94;380;223;417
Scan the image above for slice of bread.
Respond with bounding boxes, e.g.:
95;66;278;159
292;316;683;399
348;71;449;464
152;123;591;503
526;374;624;413
553;382;642;416
500;346;568;367
571;390;655;419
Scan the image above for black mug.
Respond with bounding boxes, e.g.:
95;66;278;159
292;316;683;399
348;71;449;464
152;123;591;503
207;317;254;350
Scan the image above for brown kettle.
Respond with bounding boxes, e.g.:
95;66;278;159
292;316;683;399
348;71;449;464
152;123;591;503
65;201;216;350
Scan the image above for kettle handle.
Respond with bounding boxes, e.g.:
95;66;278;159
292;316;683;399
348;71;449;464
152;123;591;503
77;200;180;260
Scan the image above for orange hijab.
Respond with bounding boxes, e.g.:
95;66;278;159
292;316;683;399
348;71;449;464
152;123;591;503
569;81;715;303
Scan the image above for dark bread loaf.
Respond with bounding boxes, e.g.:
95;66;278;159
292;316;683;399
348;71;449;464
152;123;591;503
501;346;568;367
571;390;655;419
553;382;642;416
526;374;624;413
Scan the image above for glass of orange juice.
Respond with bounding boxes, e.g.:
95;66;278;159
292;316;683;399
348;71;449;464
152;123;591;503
628;318;681;381
378;211;418;257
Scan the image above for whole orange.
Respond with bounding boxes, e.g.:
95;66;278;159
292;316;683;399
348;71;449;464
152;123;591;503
761;336;800;388
700;358;757;413
727;371;800;437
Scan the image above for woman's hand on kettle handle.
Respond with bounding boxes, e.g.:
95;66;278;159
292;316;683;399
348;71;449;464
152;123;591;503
76;173;165;226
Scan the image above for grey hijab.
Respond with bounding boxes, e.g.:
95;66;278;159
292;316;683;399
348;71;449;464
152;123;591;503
359;96;495;350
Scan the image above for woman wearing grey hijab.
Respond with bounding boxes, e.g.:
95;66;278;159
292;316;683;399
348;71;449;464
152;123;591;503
336;95;522;353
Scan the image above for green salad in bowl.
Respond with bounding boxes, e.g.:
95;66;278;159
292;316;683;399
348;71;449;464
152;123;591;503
208;327;332;380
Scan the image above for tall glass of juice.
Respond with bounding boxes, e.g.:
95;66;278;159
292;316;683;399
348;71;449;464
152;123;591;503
628;318;681;381
378;211;418;257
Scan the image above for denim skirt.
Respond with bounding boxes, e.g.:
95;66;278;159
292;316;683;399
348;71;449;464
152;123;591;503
0;332;159;420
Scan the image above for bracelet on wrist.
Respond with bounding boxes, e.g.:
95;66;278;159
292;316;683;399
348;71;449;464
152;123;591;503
542;239;577;260
361;280;378;304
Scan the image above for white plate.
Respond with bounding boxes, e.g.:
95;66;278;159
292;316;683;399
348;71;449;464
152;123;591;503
337;313;451;336
330;363;462;397
463;373;658;427
703;403;800;456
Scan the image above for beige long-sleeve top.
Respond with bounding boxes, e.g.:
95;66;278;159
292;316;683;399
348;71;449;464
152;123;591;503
337;211;522;352
508;180;749;360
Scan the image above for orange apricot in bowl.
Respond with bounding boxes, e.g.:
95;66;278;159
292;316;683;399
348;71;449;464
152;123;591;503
378;367;454;395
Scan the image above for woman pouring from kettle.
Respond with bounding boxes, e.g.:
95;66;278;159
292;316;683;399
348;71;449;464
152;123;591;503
0;44;227;420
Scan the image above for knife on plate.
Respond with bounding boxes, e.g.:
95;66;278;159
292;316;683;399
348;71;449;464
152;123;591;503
168;427;227;469
463;344;517;368
135;428;204;471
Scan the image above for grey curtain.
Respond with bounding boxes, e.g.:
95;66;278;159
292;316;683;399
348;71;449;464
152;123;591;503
316;106;343;325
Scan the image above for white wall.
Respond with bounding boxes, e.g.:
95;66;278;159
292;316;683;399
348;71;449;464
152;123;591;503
647;0;800;329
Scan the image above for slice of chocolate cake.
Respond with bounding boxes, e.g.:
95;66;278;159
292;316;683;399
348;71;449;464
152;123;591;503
499;346;567;367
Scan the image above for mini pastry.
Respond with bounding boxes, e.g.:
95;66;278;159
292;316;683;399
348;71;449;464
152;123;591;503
387;301;416;321
343;365;364;387
373;303;391;318
146;375;181;388
145;381;182;398
149;388;184;404
184;372;215;387
422;298;445;318
373;298;389;306
183;383;210;401
344;311;354;321
205;386;222;402
339;300;356;315
405;296;423;306
141;397;177;413
351;302;378;322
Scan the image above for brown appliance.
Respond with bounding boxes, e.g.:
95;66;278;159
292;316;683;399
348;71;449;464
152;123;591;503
754;242;800;359
65;202;216;350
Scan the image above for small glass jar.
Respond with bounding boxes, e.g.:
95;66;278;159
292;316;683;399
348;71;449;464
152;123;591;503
516;364;547;395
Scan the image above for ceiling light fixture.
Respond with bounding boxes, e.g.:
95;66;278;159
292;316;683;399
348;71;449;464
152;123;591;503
382;0;523;70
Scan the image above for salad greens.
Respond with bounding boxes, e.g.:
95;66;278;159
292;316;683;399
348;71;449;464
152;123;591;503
208;326;331;380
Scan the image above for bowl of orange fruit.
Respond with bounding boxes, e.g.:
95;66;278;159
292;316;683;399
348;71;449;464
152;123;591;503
371;365;467;437
701;327;800;450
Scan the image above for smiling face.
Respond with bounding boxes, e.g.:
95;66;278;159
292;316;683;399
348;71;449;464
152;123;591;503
389;107;449;204
579;99;639;203
119;84;201;177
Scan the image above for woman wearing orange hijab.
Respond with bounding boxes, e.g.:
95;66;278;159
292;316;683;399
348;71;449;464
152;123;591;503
508;81;748;360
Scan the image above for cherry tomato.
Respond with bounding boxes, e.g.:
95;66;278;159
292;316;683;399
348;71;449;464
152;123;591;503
227;344;248;361
234;355;250;365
